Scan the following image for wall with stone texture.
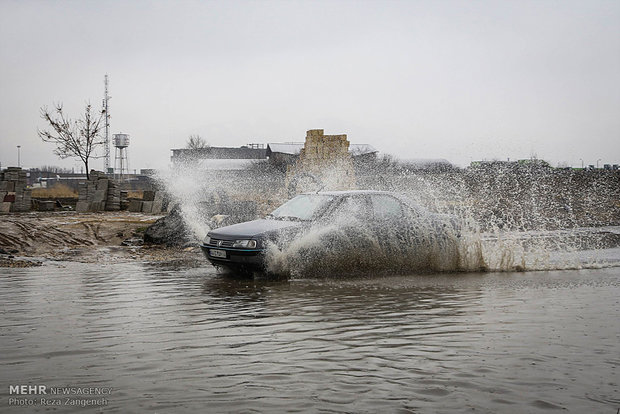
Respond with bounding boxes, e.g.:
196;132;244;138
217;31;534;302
287;129;356;191
0;168;31;212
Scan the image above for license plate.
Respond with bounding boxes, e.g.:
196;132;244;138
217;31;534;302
209;249;227;259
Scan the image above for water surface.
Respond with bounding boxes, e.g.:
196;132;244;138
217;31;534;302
1;257;619;413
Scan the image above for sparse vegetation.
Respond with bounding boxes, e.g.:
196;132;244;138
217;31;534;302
127;190;143;199
186;134;209;150
38;103;106;180
31;183;78;198
30;166;75;174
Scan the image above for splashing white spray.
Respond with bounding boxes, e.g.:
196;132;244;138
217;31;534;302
154;155;619;275
155;163;213;241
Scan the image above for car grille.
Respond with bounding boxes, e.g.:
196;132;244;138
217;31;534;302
208;238;234;248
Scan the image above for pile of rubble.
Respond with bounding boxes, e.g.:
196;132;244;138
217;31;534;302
76;171;129;212
0;167;32;213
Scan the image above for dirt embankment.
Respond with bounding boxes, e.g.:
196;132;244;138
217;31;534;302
0;212;203;266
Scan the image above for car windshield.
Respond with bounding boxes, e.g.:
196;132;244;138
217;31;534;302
268;195;334;221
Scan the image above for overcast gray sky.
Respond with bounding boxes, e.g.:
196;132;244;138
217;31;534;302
1;0;618;171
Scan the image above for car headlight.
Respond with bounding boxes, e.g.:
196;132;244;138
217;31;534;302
233;239;257;249
203;236;211;245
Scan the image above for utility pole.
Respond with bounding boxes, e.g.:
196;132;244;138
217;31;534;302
17;145;21;167
103;74;111;173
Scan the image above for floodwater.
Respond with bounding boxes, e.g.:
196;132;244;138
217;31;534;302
1;247;619;413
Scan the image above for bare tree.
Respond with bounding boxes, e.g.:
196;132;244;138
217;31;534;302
186;134;209;150
38;103;105;180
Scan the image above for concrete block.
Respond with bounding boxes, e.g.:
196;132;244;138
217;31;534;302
151;200;163;214
142;191;155;201
90;201;105;212
105;199;121;211
0;202;11;213
141;201;153;213
93;189;107;203
76;201;90;212
39;201;56;211
96;179;109;192
6;182;15;192
11;198;27;211
128;200;143;212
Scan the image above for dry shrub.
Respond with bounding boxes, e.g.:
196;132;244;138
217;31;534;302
31;183;78;198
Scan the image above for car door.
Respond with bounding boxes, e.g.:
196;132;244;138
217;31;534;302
329;195;371;223
368;194;413;254
314;195;374;251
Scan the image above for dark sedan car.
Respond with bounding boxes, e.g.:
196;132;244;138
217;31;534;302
200;190;460;274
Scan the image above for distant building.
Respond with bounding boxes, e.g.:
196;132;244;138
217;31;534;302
469;159;551;169
398;158;453;170
171;140;377;171
265;143;304;166
170;144;267;169
266;141;378;168
139;169;157;176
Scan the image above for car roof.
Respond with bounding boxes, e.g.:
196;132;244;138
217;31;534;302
297;189;425;213
301;189;423;209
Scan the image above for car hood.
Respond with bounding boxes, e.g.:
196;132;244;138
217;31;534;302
208;218;304;239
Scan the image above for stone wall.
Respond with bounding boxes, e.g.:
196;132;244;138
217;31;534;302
0;167;31;212
127;190;167;214
76;171;129;212
286;129;356;191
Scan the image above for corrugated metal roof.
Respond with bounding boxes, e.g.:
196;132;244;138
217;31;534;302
266;143;304;155
349;144;377;156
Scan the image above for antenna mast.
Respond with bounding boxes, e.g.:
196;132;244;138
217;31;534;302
103;74;111;173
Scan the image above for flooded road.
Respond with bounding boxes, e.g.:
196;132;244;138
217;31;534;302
1;254;619;413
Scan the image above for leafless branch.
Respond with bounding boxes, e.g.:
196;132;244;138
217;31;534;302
38;102;106;179
186;134;209;150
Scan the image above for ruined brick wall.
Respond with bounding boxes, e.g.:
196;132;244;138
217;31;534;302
287;129;356;191
299;129;349;163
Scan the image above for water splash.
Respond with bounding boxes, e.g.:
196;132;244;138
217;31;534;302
154;162;213;240
155;156;620;275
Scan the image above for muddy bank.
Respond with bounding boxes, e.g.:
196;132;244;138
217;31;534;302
0;211;203;266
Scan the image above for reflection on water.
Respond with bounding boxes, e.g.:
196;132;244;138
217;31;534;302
1;260;619;413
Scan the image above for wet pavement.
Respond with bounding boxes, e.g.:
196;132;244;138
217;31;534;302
1;255;619;413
